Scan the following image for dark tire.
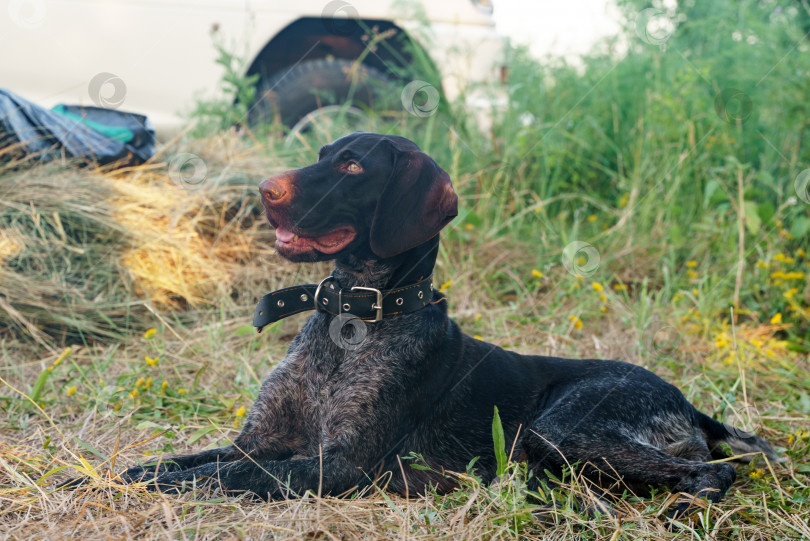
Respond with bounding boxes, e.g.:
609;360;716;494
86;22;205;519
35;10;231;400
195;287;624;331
248;58;394;129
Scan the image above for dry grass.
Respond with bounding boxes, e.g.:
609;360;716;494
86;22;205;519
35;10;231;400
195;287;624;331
1;291;808;539
1;134;808;539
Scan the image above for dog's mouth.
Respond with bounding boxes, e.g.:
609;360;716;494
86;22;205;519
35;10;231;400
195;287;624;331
272;222;357;256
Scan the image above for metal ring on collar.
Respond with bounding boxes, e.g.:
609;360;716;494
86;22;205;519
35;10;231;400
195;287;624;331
314;276;337;309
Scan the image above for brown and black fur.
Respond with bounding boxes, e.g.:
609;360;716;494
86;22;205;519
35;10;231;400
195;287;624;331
109;133;779;521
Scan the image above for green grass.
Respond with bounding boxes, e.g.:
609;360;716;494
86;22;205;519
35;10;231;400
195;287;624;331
1;0;810;538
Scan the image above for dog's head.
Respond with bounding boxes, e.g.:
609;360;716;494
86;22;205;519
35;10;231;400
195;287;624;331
259;132;458;263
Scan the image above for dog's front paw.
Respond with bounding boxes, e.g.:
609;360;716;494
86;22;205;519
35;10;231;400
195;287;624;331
142;470;218;494
56;461;182;491
120;465;158;484
666;491;714;529
58;467;157;491
120;459;186;483
57;476;90;490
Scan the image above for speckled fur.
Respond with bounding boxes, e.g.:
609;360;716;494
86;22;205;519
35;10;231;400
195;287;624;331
117;133;779;522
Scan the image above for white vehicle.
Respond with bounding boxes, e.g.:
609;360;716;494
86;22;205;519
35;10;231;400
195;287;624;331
3;0;505;138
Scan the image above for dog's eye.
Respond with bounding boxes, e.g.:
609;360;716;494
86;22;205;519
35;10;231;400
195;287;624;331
346;162;363;173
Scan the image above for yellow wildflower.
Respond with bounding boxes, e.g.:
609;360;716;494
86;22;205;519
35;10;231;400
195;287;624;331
465;223;474;230
569;315;583;330
475;313;482;321
66;386;77;397
600;306;607;313
618;193;629;208
613;284;627;291
439;280;452;293
687;270;698;280
473;335;484;340
531;269;544;279
129;389;139;399
788;430;808;442
798;248;806;258
599;293;607;303
770;271;805;281
135;377;145;388
587;214;597;222
235;406;246;417
784;288;798;300
177;388;187;394
692;289;699;297
143;328;158;339
686;260;698;268
161;380;168;392
756;260;769;269
145;377;153;388
53;347;71;367
591;282;603;292
748;470;764;479
770;313;783;324
145;355;159;367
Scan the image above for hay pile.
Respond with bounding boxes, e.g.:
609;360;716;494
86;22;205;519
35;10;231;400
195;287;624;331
113;174;249;307
0;150;283;344
0;167;131;343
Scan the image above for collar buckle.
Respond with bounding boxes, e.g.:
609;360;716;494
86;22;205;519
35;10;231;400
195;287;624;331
350;286;383;322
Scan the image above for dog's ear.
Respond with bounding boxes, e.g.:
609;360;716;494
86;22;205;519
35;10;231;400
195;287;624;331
369;150;458;259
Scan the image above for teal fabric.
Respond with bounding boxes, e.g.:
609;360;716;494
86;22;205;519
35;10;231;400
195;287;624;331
51;104;134;143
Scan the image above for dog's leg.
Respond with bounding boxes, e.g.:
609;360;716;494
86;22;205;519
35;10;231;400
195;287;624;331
58;445;246;489
142;452;374;500
522;430;736;524
123;365;308;480
120;445;245;483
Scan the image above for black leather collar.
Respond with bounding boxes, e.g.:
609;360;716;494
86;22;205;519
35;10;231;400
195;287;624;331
253;275;434;332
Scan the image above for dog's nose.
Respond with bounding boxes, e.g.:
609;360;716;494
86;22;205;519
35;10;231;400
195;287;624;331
259;178;287;202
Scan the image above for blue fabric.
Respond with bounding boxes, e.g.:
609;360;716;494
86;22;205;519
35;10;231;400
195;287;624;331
0;88;155;166
51;104;134;143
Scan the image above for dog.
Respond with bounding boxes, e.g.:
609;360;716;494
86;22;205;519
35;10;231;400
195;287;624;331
113;132;778;521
